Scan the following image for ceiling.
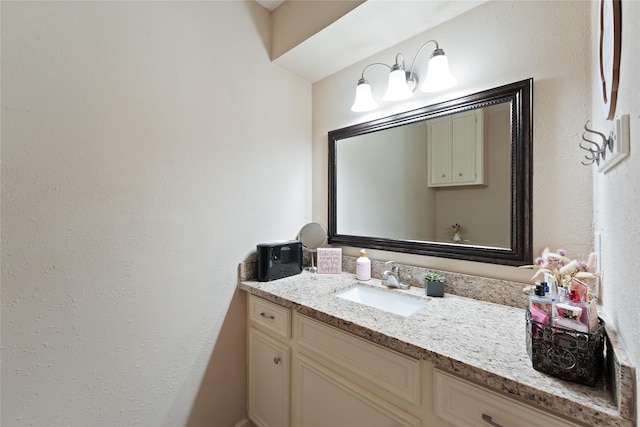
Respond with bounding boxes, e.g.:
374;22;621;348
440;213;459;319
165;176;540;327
255;0;285;12
256;0;488;83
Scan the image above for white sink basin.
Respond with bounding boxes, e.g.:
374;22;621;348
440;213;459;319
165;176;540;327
335;285;427;317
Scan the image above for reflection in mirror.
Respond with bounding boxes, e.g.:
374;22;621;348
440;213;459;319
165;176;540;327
337;102;510;247
328;79;532;265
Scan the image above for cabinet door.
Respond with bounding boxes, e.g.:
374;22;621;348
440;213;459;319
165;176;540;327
292;354;421;427
428;116;452;185
248;327;290;427
451;111;478;184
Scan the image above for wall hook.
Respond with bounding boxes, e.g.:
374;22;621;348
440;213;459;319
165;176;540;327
579;121;614;166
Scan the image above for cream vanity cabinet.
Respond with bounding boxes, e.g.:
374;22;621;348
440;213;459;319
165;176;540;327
434;370;583;427
247;294;582;427
247;294;446;427
427;109;484;187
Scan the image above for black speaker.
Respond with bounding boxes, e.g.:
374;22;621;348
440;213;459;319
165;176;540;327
256;240;303;282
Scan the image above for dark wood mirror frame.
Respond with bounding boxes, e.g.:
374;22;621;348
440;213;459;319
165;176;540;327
328;79;532;266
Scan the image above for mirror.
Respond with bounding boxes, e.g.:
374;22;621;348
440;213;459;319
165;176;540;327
328;79;532;266
298;222;328;273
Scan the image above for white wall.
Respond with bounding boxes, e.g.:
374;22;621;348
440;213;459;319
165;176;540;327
590;0;640;421
1;2;311;426
313;0;592;282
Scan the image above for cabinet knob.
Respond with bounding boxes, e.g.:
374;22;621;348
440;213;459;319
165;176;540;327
260;312;275;320
459;173;463;177
273;356;281;365
442;174;446;178
481;414;504;427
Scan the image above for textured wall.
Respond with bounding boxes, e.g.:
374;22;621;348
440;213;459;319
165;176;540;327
312;1;592;282
1;2;311;425
590;0;640;421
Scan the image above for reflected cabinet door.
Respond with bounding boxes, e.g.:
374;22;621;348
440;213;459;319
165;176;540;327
428;116;453;185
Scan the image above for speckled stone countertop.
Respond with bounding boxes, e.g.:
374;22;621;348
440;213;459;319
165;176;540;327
239;267;636;427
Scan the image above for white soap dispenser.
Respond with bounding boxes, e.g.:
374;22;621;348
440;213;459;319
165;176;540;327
356;249;371;281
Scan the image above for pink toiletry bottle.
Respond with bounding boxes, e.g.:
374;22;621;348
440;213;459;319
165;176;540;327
356;249;371;281
567;289;591;331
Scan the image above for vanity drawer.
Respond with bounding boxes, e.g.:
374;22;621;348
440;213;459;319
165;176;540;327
294;313;420;405
248;294;291;340
434;369;582;427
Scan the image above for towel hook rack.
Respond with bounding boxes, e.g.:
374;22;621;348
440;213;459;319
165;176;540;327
579;121;614;166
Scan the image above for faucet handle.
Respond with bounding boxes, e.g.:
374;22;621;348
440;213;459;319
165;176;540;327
382;261;409;289
384;260;399;273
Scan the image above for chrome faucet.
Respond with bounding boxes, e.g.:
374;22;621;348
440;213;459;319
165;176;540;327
382;261;410;289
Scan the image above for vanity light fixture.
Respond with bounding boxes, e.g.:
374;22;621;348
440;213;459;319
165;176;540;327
350;40;457;112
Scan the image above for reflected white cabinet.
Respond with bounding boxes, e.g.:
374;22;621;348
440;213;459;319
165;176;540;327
427;109;484;187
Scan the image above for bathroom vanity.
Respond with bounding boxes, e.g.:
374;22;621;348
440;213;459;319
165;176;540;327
239;264;635;427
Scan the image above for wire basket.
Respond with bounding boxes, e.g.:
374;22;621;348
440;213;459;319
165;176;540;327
525;307;605;386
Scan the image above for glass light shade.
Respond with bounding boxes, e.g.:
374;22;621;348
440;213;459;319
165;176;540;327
382;67;414;102
420;52;457;93
351;79;378;112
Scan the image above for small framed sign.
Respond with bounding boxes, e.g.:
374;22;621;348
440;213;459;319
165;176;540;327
317;248;342;274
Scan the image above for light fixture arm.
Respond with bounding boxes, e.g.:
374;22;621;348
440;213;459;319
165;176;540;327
358;62;392;80
393;53;407;70
407;39;440;85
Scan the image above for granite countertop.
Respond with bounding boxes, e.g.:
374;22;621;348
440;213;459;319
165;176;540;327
239;270;635;427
